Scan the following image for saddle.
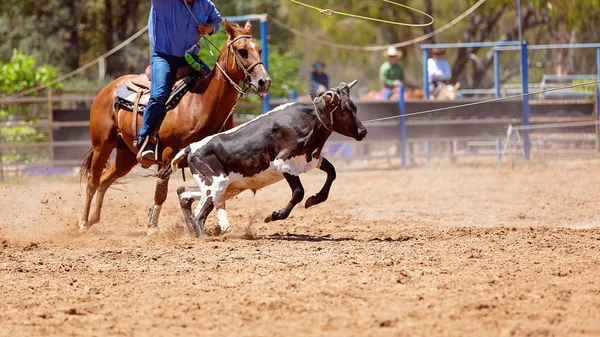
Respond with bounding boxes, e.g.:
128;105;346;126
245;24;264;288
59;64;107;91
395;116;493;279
114;65;206;167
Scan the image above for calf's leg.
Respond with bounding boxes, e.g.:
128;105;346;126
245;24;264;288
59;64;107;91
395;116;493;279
265;173;304;223
176;186;201;234
305;157;336;209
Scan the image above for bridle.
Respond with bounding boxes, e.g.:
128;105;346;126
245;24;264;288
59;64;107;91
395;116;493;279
202;34;265;97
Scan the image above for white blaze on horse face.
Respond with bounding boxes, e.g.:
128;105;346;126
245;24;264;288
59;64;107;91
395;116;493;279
249;41;257;50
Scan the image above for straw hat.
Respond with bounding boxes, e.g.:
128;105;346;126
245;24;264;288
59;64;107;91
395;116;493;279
385;46;403;58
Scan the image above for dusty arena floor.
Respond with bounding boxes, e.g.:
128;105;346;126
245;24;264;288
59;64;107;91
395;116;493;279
1;161;600;336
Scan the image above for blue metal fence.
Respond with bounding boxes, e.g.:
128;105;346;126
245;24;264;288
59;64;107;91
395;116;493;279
395;42;600;166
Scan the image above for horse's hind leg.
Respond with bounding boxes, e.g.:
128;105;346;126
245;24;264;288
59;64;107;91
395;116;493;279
89;142;138;226
79;144;115;231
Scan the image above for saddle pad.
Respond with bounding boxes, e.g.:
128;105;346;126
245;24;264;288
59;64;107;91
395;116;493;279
114;76;199;114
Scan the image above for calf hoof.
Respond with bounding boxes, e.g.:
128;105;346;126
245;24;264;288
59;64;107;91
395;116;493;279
304;195;321;209
265;211;287;223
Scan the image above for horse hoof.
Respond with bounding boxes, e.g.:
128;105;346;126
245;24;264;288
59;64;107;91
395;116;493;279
147;225;163;236
78;221;88;232
219;225;233;235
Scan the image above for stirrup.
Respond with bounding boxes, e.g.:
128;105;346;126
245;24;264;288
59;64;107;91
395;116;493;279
136;136;160;168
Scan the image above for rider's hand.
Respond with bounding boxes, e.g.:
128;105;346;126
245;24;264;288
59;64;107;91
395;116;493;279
198;24;214;35
317;84;327;94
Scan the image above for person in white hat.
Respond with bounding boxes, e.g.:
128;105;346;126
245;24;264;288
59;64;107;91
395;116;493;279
379;46;405;99
427;48;452;95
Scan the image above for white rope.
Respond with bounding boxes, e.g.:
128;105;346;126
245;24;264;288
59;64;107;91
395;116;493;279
269;0;486;51
1;26;149;100
362;80;600;124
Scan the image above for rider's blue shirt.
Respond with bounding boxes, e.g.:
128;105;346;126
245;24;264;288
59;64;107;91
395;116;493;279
149;0;221;58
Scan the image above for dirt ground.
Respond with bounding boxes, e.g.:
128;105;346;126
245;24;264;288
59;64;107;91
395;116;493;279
1;160;600;337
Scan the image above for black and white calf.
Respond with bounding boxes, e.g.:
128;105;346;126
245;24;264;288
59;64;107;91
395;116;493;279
169;80;367;237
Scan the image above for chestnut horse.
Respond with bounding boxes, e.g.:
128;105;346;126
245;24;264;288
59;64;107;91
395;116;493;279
78;20;271;234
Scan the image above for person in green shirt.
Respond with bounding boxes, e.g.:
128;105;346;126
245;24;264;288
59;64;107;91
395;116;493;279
379;46;405;99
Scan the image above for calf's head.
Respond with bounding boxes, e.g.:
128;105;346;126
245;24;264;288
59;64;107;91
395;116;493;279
313;80;367;141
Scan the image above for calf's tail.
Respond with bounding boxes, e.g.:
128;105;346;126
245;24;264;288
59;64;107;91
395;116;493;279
171;145;192;173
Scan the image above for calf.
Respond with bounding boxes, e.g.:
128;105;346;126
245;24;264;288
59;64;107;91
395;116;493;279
169;80;367;237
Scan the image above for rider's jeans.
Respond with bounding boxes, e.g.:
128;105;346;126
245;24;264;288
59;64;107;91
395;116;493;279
138;51;210;146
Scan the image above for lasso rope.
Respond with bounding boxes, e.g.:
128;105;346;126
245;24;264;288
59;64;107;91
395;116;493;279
286;0;434;27
271;0;486;51
362;80;600;124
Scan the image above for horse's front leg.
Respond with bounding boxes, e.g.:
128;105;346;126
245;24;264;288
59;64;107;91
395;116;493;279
265;173;304;223
305;157;336;209
147;148;175;235
148;176;169;234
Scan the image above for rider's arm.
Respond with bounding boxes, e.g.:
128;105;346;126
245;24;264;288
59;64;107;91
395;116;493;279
205;0;222;35
379;63;395;87
310;72;320;92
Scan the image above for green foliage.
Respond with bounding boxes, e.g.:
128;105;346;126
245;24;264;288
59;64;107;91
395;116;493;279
573;78;596;92
0;50;55;165
0;50;61;96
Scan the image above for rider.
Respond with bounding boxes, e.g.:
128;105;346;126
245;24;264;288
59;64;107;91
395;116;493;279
310;61;329;94
138;0;222;161
427;48;452;95
379;46;405;100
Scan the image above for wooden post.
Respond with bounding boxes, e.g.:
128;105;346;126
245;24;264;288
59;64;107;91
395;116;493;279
48;89;55;168
0;132;4;182
595;85;599;152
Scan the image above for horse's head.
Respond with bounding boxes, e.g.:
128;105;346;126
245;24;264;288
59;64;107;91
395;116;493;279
313;80;367;141
223;20;271;95
435;82;460;100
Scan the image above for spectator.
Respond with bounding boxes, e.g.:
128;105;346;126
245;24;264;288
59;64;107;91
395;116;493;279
427;48;452;95
310;61;329;94
379;46;405;100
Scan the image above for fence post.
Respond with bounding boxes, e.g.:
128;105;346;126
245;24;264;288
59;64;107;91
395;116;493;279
260;18;270;113
289;89;297;101
398;85;407;167
520;41;531;159
494;50;501;98
596;48;600;152
423;49;430;100
496;138;502;167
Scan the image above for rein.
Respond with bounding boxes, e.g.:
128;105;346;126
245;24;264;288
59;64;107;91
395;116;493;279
183;0;262;97
202;34;263;97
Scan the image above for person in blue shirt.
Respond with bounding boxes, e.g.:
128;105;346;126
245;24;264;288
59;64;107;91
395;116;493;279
139;0;222;161
309;61;329;94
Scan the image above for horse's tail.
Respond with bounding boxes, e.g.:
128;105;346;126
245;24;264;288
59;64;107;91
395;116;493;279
79;149;94;183
171;145;191;173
